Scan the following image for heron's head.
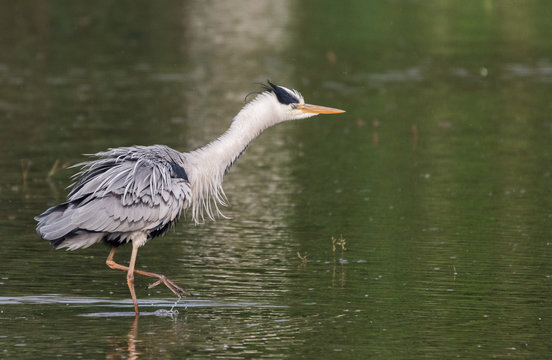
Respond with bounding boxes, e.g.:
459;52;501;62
262;81;345;122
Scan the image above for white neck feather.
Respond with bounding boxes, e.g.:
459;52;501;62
184;93;282;223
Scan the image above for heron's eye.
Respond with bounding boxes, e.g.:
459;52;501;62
290;104;297;109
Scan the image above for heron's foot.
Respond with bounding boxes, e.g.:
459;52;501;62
147;275;192;297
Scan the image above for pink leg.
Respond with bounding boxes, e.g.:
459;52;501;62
105;246;191;315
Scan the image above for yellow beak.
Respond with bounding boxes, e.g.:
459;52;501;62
296;104;346;114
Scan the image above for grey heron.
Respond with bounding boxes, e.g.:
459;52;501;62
35;81;345;315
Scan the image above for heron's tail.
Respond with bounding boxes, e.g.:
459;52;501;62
35;203;104;250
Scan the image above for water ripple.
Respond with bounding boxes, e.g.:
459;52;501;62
0;294;285;309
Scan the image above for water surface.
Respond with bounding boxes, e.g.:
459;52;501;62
1;1;552;359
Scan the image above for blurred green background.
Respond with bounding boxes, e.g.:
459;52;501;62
1;1;551;358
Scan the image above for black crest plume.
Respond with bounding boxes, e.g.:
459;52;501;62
263;81;299;105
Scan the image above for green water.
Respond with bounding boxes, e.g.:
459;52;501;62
1;1;552;358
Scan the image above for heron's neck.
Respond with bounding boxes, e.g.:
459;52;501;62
194;97;279;173
185;95;280;222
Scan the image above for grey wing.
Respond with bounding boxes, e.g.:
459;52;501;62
36;146;191;248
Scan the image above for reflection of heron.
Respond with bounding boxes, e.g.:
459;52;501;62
35;81;345;315
105;316;140;359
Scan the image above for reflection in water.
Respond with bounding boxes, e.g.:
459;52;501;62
2;1;552;359
1;295;297;358
181;0;294;147
127;317;139;360
99;303;300;359
330;235;347;288
105;316;140;360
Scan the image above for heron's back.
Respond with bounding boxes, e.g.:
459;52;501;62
35;145;191;250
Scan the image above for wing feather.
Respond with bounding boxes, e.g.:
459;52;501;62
36;145;191;249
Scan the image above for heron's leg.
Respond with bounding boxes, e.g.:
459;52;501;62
106;247;128;272
127;243;140;315
105;247;191;298
105;246;139;314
